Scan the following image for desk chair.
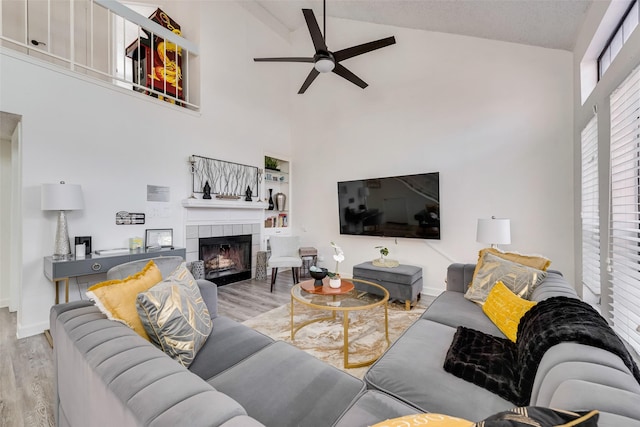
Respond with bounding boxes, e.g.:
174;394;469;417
267;236;302;292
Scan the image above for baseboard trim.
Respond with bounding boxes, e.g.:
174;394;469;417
0;298;9;308
17;320;49;339
422;286;444;297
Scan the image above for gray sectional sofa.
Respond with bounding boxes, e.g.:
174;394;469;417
51;258;640;426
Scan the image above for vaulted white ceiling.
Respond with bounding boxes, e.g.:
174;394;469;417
249;0;593;51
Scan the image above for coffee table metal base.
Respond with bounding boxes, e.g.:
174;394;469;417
290;279;390;369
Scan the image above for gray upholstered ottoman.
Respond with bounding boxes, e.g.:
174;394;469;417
353;262;423;310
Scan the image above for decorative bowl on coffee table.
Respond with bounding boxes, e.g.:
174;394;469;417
309;267;328;286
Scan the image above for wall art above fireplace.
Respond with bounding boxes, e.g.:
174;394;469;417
190;155;258;199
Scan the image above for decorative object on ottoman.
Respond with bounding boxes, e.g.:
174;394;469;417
372;258;400;268
309;266;328;287
372;245;400;267
353;261;423;310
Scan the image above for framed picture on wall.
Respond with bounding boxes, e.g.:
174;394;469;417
145;228;173;249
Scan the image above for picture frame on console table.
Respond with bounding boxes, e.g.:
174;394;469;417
145;228;173;250
74;236;92;255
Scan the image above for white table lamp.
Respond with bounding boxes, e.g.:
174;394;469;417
476;216;511;249
42;181;84;260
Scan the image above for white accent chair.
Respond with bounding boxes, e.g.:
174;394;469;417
267;236;302;292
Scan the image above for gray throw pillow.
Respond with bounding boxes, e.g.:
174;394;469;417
136;262;212;367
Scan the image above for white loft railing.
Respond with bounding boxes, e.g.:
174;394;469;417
0;0;200;110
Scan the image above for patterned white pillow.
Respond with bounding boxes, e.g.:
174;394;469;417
136;262;212;367
465;252;547;304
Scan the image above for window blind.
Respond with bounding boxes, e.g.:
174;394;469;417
609;65;640;354
581;116;600;296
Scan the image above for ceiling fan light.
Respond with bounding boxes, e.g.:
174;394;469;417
314;58;335;73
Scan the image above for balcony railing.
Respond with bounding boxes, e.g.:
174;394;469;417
0;0;200;110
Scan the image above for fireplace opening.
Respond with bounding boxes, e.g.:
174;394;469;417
199;234;252;286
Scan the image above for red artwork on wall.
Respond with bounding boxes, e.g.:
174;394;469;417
126;8;184;104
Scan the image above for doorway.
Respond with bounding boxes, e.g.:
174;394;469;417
0;111;23;316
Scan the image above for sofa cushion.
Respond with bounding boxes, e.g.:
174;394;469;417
465;252;546;304
530;342;640;405
333;390;422;427
548;380;640;427
482;281;536;342
136;262;212;368
528;271;578;302
86;260;162;341
52;304;249;427
189;316;274;381
208;341;365;427
420;291;505;337
364;319;512;420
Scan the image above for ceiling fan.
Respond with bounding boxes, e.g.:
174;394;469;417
253;0;396;94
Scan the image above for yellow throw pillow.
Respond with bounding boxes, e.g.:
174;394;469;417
86;260;163;341
483;281;536;342
372;414;473;427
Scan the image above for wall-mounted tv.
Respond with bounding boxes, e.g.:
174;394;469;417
337;172;440;239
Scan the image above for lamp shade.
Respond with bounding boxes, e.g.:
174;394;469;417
476;217;511;246
41;182;84;211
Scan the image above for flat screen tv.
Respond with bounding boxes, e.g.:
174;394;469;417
337;172;440;239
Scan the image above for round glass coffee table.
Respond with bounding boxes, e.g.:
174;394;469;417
290;277;389;369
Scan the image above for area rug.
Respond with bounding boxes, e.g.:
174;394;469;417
242;296;433;379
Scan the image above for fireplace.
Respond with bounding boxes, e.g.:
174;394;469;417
199;235;252;286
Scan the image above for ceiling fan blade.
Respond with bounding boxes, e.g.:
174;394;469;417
333;36;396;62
298;68;320;94
332;63;367;89
302;9;327;52
254;57;314;63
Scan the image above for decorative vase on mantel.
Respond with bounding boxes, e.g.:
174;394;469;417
275;192;286;211
268;189;274;210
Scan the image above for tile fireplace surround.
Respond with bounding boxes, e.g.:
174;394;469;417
183;199;266;280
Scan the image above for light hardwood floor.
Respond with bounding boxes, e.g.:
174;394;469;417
0;274;297;427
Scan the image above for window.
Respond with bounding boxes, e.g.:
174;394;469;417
598;0;638;79
581;116;600;295
609;65;640;354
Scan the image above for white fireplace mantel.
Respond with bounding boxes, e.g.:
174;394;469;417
181;199;268;210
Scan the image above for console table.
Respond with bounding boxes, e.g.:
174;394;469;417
43;247;186;304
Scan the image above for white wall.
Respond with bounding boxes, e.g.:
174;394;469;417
289;19;575;294
0;1;292;337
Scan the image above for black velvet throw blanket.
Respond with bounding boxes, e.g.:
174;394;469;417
443;296;640;406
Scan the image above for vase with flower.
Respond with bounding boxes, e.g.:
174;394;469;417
327;241;344;288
